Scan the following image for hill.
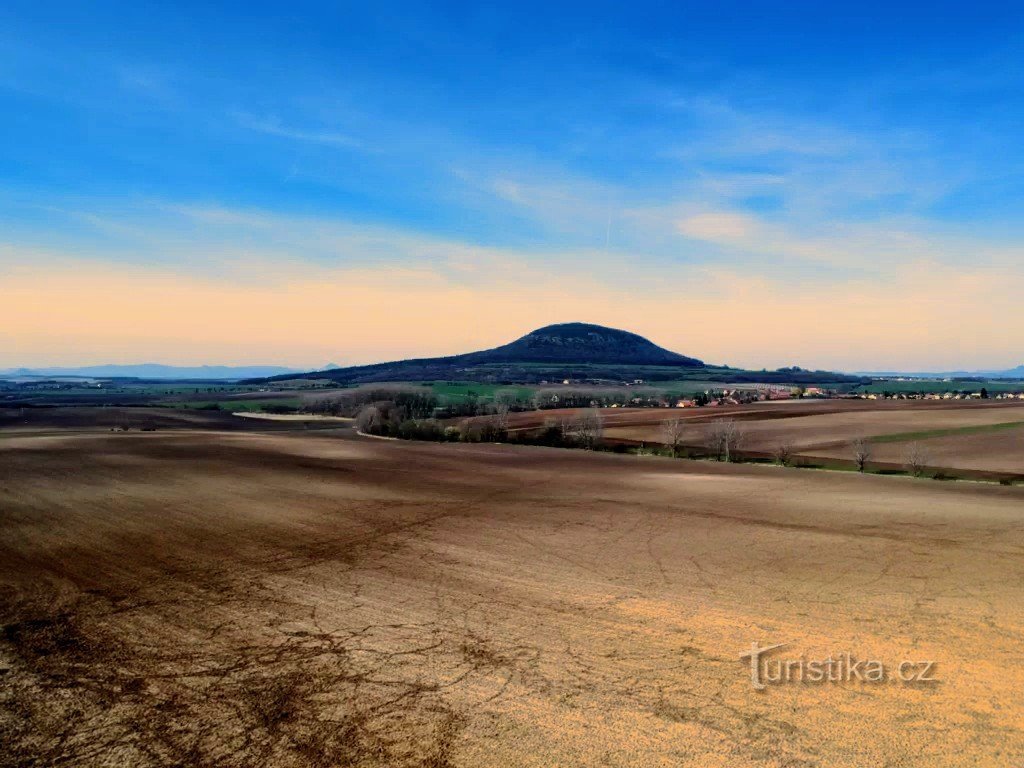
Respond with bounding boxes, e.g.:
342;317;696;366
460;323;702;366
247;323;701;385
249;323;860;386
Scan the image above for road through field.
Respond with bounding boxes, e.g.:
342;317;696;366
1;429;1023;766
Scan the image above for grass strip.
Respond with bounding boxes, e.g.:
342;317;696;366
869;420;1024;444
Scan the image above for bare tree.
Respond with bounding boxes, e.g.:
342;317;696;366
852;437;872;472
772;441;795;467
661;418;686;457
725;420;744;462
457;418;481;442
705;419;744;462
494;389;521;408
704;421;726;461
568;408;603;449
355;405;382;434
903;442;931;477
491;402;511;434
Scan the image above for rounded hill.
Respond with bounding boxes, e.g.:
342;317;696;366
459;323;703;367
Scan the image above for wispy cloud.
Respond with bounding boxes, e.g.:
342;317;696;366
234;112;363;149
675;206;1024;272
3;201;1024;371
662;95;864;159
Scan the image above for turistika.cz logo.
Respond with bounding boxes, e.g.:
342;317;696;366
739;642;938;690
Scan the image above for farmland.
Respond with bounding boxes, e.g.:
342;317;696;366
1;423;1023;766
811;423;1024;475
490;399;1024;480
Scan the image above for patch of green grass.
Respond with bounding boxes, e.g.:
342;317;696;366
428;382;536;403
869;420;1024;444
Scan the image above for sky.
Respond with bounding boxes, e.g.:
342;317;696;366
2;1;1023;372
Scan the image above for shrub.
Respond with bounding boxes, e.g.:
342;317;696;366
262;403;298;415
397;419;446;441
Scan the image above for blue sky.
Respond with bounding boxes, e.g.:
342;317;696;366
2;2;1023;370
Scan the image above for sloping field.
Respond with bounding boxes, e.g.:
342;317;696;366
0;407;350;437
504;400;1024;473
597;402;1024;452
501;401;843;432
1;429;1023;765
811;423;1024;474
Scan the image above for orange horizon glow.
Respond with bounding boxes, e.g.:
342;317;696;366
3;252;1021;373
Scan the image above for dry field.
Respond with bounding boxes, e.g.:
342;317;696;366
0;407;350;437
596;401;1024;449
809;424;1024;475
2;421;1024;766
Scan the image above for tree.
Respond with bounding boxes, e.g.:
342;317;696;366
661;418;686;457
772;441;795;467
568;408;603;449
480;404;510;442
852;437;872;472
491;403;511;435
457;418;481;442
705;419;744;462
494;389;522;408
704;421;727;461
903;442;931;477
355;405;383;434
536;417;566;446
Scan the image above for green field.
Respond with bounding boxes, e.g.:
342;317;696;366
425;379;745;404
426;382;534;401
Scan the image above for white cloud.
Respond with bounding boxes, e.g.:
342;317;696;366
3;201;1024;371
676;212;757;242
234;112;363;149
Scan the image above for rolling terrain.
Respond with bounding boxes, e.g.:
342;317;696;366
494;399;1024;479
1;424;1023;765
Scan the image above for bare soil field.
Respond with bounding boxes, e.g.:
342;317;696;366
811;423;1024;475
0;407;350;437
500;400;853;433
2;427;1023;766
501;400;1024;475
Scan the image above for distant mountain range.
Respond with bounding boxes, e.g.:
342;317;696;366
856;366;1024;379
248;322;860;386
0;364;304;380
